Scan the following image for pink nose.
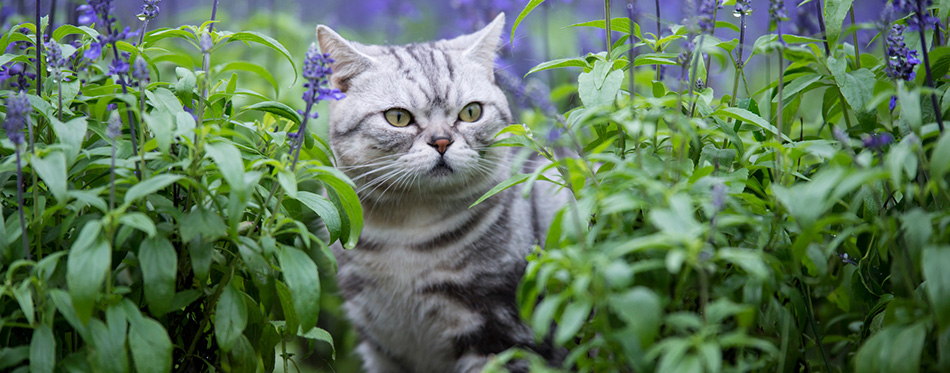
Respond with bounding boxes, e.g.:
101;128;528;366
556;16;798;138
431;138;451;155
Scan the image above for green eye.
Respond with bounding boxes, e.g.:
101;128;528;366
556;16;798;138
458;102;482;122
384;108;413;127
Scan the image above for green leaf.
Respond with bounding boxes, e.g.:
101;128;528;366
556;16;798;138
144;110;175;153
144;87;185;115
577;59;624;107
32;150;68;202
298;327;336;359
471;173;529;208
295;191;342;244
712;107;791;141
532;294;564;339
52;24;99;40
0;346;29;371
88;316;129;373
205;141;246;194
526;57;590;76
609;288;662;346
823;0;855;48
511;0;548;45
278;169;297;199
828;58;875;126
12;282;34;326
555;299;592;345
218;61;281;97
118;212;156;237
855;323;927;373
214;283;248;352
139;237;177;316
128;318;173;373
49;117;88;165
568;18;639;37
922;246;950;329
278;246;322;333
932;132;950;183
275;281;299;336
179;207;227;243
124;174;182;205
66;221;110;323
315;168;362;249
29;325;55;373
243;101;302;124
224;31;298;85
174;67;196;104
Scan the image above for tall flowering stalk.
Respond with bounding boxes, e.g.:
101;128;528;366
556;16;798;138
4;92;32;259
137;0;161;46
132;56;150;176
688;0;717;117
79;0;143;178
291;44;345;169
106;112;122;211
730;0;751;108
770;0;788;142
895;0;945;132
46;40;67;121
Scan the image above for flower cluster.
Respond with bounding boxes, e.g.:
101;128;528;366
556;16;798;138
697;0;720;35
131;56;150;85
734;0;752;15
300;44;344;119
769;0;788;45
862;132;895;151
46;41;68;82
885;24;920;81
3;92;32;146
79;0;140;60
106;111;123;139
139;0;161;21
893;0;939;31
0;63;36;91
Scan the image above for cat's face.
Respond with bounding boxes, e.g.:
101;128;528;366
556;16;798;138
316;15;511;201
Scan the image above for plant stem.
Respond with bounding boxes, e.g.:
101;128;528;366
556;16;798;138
815;0;831;55
105;22;141;180
916;0;946;133
701;5;719;91
16;149;29;260
35;1;42;97
654;0;662;81
688;34;706;117
139;88;147;178
850;6;860;69
627;0;637;99
605;0;613;51
208;0;219;33
730;10;748;109
110;140;116;211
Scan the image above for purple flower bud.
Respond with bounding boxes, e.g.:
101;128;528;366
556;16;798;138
139;0;161;21
3;92;32;146
84;42;103;60
832;127;850;145
106;111;123;139
77;4;98;25
711;182;727;212
889;95;898;111
697;0;719;35
862;133;895;151
131;56;149;83
199;33;214;53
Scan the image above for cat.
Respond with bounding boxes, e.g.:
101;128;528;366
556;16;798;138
316;13;567;373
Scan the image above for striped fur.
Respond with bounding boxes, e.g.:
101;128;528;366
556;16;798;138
317;14;566;373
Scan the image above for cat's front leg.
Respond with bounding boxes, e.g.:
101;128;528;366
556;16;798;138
356;341;407;373
454;353;528;373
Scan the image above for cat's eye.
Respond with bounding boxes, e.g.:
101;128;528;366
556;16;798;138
458;102;482;122
384;108;413;127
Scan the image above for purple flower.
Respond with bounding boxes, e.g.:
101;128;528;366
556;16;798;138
885;24;919;81
862;132;895;150
139;0;161;21
770;0;788;45
46;41;67;82
893;0;939;31
711;182;727;213
77;4;98;25
889;95;898;111
697;0;719;35
199;33;213;53
3;92;32;146
300;43;344;109
131;56;149;83
84;41;102;60
108;58;129;76
106;111;123;139
735;0;752;15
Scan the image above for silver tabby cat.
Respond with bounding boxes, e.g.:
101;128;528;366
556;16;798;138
316;14;565;373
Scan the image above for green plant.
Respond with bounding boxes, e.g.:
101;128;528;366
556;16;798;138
0;3;356;372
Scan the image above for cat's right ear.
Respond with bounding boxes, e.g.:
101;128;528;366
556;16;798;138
316;25;375;92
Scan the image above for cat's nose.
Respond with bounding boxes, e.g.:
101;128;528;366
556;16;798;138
428;136;453;155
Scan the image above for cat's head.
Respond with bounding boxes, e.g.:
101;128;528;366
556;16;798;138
316;14;512;202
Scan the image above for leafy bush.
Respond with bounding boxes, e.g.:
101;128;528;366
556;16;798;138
483;0;950;372
3;0;950;372
1;3;353;372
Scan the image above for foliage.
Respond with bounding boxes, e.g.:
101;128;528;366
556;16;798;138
483;0;950;371
0;5;354;373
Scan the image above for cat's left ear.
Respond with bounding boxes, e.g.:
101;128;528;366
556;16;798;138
459;13;506;72
316;25;376;92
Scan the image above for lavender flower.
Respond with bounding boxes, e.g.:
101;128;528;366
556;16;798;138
839;253;858;266
199;33;213;53
734;0;752;15
769;0;788;45
885;24;919;81
711;182;727;213
3;92;31;146
291;44;345;168
862;132;895;150
131;55;149;84
697;0;719;35
106;111;123;139
0;62;36;91
893;0;939;31
890;95;898;111
79;0;140;61
138;0;161;21
46;41;67;82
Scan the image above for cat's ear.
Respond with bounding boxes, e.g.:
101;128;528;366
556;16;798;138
316;25;375;92
452;13;506;72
